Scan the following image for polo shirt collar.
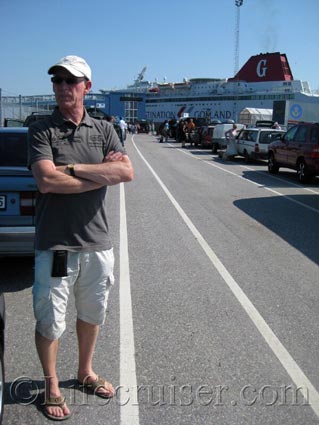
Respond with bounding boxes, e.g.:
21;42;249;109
51;107;94;127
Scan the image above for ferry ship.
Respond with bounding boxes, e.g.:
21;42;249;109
144;52;319;127
2;52;319;128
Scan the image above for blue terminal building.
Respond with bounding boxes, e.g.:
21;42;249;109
0;90;147;126
85;91;147;122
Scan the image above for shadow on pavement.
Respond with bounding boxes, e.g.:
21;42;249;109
0;257;34;292
234;195;319;266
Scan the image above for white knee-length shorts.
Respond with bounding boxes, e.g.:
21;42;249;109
33;249;114;340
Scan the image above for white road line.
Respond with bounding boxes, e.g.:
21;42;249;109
167;141;319;213
204;160;319;214
132;139;319;418
119;183;140;425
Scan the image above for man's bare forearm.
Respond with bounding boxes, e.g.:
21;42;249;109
32;161;103;194
70;155;134;186
32;154;133;194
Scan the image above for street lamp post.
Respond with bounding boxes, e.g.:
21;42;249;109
233;0;243;122
234;0;243;76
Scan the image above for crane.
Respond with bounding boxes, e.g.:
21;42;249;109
135;66;147;85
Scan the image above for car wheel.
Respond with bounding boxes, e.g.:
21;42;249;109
297;159;312;184
268;153;279;174
0;344;4;425
212;143;218;154
243;150;250;163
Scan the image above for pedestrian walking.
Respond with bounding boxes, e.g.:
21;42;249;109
159;120;169;143
187;118;196;146
180;120;187;148
119;116;128;144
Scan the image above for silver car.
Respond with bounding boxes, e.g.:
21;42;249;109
0;128;37;256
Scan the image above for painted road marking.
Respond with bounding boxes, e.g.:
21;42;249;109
132;138;319;418
120;183;140;425
175;143;319;214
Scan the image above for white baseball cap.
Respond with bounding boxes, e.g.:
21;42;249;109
48;55;92;80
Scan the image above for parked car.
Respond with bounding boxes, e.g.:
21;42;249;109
0;292;5;425
136;120;151;134
23;112;52;127
197;125;216;149
268;122;319;183
236;127;285;162
0;127;37;256
4;118;24;127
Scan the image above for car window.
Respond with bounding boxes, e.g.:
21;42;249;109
259;131;283;144
284;125;299;142
238;130;250;140
310;126;319;144
0;132;28;166
269;132;284;142
293;125;308;143
248;131;257;142
238;130;257;141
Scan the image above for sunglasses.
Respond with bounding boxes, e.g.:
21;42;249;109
51;76;86;85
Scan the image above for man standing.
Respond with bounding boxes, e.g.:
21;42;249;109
223;123;239;159
28;55;134;421
119;116;128;145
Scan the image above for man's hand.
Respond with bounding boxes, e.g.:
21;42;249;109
103;151;124;163
68;153;133;186
31;160;103;194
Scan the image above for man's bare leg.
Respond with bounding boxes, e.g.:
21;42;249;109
35;331;71;419
77;318;114;397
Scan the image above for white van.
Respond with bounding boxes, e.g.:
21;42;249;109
212;123;245;153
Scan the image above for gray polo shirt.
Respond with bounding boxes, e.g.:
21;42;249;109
28;108;125;251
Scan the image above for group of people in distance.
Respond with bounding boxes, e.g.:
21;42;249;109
159;118;196;146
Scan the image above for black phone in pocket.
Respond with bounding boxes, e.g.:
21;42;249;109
51;250;68;277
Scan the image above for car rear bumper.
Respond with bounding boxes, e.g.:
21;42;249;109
0;226;35;256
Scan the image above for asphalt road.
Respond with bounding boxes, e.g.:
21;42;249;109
2;133;319;425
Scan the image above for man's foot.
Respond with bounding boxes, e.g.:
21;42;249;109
43;395;71;421
78;374;115;399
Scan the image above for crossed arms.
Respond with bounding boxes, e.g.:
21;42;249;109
31;151;134;194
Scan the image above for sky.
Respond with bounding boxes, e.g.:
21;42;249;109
1;0;319;97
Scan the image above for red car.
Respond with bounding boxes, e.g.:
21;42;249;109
198;125;215;149
268;122;319;183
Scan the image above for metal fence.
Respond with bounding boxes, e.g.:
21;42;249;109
0;92;56;126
